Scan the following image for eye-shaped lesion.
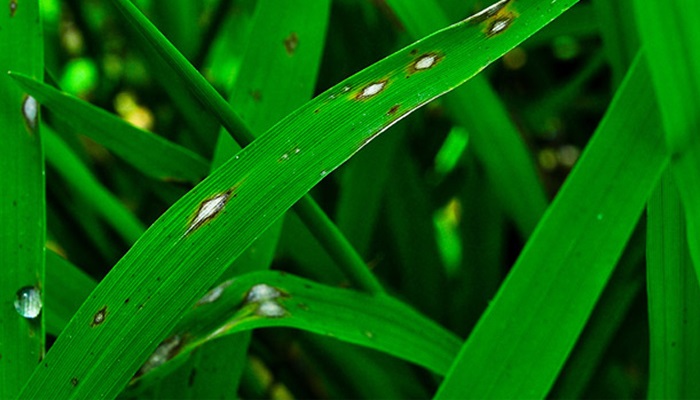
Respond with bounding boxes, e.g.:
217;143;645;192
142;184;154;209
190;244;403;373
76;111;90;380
185;189;235;236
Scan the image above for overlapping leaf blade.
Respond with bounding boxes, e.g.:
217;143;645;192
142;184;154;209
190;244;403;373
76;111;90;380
19;1;580;398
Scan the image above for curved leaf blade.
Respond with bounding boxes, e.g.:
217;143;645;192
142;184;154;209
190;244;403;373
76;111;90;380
9;74;209;183
435;54;667;399
141;271;459;380
20;1;580;398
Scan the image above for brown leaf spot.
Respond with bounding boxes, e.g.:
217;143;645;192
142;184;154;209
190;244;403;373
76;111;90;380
284;32;299;55
91;306;107;327
9;0;16;17
387;105;400;115
250;90;262;102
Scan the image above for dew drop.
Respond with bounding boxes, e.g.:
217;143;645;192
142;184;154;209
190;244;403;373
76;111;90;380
196;280;233;306
14;286;42;319
22;95;38;132
294;148;301;154
246;283;282;303
256;301;286;318
320;170;327;177
280;153;289;160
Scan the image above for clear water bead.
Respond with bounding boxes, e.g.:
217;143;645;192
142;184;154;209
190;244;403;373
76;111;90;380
14;286;42;319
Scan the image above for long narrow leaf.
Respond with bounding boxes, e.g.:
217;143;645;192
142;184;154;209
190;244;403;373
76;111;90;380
9;74;209;183
19;1;580;397
435;53;667;399
646;172;700;398
145;271;460;376
0;2;45;398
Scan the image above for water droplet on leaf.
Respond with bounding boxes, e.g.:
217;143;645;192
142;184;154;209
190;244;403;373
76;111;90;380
14;286;41;319
22;95;38;132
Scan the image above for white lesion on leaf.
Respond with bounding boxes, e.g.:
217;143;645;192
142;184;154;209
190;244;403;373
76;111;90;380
185;189;234;236
355;79;388;100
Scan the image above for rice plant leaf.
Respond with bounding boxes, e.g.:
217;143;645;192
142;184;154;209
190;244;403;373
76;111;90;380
44;126;146;244
633;0;700;284
19;1;580;397
9;74;209;183
150;271;461;376
108;0;382;295
0;1;45;398
156;1;331;397
646;171;700;398
435;54;667;399
45;251;97;336
551;231;644;398
387;0;548;237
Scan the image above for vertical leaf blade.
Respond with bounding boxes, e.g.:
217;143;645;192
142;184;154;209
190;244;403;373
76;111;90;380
0;1;44;398
436;55;667;399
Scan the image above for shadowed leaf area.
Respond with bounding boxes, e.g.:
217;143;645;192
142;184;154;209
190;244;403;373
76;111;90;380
1;0;696;398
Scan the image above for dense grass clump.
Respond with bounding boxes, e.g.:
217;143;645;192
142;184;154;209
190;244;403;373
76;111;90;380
1;0;699;398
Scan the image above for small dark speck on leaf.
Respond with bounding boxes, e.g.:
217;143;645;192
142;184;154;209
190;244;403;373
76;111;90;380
388;105;400;115
284;32;299;55
250;90;262;102
71;377;78;387
314;108;320;114
91;306;107;327
188;368;197;386
409;48;418;55
9;0;17;17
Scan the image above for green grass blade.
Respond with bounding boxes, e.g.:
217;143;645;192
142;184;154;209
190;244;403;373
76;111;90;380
45;251;96;336
633;1;700;286
109;0;382;295
163;1;331;397
0;1;45;398
163;271;460;376
44;126;145;244
19;1;580;397
551;232;644;398
646;171;700;398
435;53;667;399
592;0;638;86
9;74;209;183
387;0;548;237
336;130;402;257
386;147;447;321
